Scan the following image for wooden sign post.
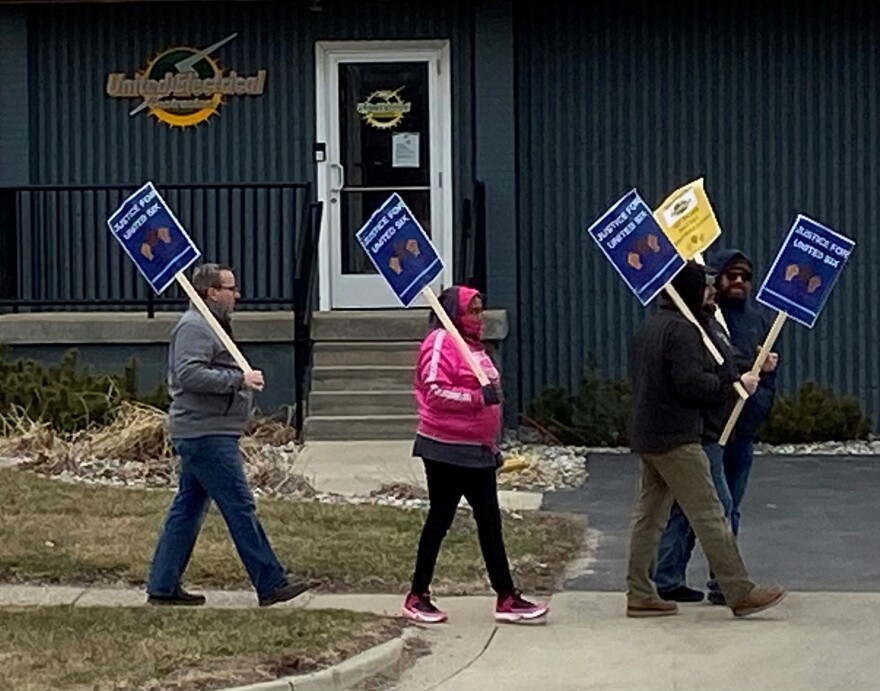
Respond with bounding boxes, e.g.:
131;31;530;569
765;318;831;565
719;311;787;445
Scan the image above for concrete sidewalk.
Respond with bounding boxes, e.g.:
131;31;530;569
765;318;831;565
390;591;880;691
0;584;403;611
3;585;878;690
297;440;543;512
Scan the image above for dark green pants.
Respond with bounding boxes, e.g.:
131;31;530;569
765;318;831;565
626;443;754;606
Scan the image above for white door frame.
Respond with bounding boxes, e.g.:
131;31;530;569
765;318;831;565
315;40;454;310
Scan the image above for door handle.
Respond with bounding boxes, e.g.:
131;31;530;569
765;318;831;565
329;163;345;194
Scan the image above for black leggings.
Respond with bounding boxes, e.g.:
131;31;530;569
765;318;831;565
410;459;515;596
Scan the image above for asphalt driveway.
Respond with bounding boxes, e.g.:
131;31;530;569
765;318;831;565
543;453;880;592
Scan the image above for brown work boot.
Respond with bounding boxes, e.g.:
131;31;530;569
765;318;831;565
626;598;678;618
730;585;786;618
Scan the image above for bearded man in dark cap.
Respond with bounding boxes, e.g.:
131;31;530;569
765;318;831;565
699;249;779;604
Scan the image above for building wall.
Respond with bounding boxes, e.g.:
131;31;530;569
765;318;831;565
6;0;879;427
22;0;474;187
0;5;28;185
515;0;880;425
0;1;479;301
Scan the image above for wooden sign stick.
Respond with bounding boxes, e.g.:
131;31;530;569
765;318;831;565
692;251;731;337
719;311;787;445
175;273;254;374
421;285;490;386
664;284;749;400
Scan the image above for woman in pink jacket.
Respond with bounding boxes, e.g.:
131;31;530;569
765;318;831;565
401;285;549;624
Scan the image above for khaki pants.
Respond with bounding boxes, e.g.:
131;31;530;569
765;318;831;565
626;443;754;605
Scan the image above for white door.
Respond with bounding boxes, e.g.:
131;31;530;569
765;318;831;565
316;41;453;309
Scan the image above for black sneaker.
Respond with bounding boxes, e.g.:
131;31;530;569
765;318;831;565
259;579;310;607
657;585;705;603
708;590;726;606
147;588;206;606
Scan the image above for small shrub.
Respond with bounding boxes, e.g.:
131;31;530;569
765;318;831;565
525;369;873;447
525;385;578;443
0;347;168;434
756;381;872;444
120;358;170;410
525;369;631;446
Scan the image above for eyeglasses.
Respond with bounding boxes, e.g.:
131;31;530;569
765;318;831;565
724;270;752;283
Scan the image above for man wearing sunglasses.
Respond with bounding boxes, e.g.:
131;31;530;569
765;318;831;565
704;248;779;605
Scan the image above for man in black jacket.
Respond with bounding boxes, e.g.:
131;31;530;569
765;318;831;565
625;261;785;618
652;297;740;603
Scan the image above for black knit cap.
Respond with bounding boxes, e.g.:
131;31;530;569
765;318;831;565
671;260;715;317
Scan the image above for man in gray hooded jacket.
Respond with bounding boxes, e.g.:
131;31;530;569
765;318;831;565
146;263;308;607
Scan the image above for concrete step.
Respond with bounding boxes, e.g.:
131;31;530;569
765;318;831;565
308;390;415;416
310;366;413;392
311;309;508;341
312;341;418;367
311;310;430;341
303;414;418;440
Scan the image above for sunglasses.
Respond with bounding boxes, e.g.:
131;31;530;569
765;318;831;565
724;270;752;283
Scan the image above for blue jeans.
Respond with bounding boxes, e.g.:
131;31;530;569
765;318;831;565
146;435;288;600
723;435;755;536
653;442;733;592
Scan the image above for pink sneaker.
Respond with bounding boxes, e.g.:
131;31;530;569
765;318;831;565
495;590;549;622
401;592;448;623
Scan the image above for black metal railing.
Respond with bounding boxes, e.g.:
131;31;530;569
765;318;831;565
459;180;487;293
292;200;324;439
0;182;312;314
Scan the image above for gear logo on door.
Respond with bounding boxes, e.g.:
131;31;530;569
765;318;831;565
356;86;412;129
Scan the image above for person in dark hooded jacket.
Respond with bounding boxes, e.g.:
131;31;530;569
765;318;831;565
705;249;778;603
652;276;741;604
625;261;786;619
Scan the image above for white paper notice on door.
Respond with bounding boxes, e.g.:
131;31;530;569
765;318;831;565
392;132;420;168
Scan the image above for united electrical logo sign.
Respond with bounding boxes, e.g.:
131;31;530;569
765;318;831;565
106;33;266;128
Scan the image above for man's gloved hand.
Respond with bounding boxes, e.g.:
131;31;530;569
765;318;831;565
482;384;501;406
760;349;779;373
740;371;759;395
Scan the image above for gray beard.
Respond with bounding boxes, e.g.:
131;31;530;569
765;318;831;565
206;299;229;318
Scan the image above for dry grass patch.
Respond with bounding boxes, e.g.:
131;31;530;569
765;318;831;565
0;605;402;691
0;468;584;595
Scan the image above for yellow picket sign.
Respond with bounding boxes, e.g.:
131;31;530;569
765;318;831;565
654;177;732;337
653;177;721;260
